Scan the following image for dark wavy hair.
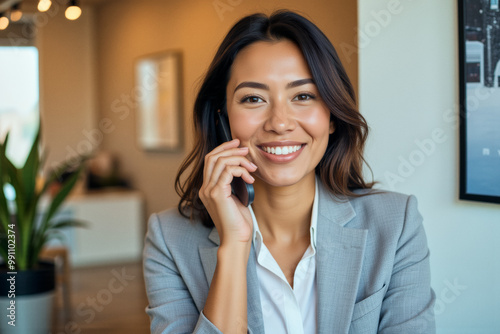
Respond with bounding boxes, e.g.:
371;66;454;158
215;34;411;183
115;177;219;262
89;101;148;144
175;10;374;227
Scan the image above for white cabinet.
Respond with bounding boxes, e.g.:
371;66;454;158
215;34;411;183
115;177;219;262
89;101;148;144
46;191;145;267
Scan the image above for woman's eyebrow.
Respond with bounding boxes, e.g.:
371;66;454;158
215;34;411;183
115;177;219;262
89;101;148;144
234;78;315;93
286;78;315;89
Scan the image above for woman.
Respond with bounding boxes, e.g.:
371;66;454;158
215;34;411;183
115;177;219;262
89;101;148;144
143;10;435;334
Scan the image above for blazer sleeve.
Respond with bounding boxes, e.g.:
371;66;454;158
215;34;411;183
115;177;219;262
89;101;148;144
378;195;436;334
143;213;223;334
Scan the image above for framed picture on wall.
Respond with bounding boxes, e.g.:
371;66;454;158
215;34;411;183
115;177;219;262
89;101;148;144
458;0;500;204
135;51;183;152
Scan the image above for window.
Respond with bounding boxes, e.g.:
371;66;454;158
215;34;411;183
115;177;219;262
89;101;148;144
0;46;39;167
491;0;499;10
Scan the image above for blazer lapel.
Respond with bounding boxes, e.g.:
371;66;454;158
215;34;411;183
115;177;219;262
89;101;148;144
199;228;220;288
316;183;368;334
246;245;265;334
199;228;265;334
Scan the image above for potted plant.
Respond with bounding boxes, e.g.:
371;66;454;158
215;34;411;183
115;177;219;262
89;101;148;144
0;126;85;334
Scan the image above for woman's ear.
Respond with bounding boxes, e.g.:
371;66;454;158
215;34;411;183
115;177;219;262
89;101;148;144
329;120;335;134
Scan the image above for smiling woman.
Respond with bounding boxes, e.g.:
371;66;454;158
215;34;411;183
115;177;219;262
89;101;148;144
143;10;436;334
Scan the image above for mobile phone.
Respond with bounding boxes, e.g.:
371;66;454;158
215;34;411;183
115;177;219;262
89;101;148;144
215;110;255;207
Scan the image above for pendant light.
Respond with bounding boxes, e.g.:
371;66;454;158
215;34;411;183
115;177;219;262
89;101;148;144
0;12;9;30
10;3;22;22
38;0;52;12
65;0;82;21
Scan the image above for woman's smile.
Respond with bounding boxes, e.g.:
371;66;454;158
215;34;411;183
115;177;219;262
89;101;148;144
257;141;306;163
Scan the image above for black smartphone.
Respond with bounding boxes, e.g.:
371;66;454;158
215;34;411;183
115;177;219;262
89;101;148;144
215;110;255;207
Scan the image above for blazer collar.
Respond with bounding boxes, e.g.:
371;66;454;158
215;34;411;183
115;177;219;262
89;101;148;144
208;227;220;245
316;181;368;333
200;181;367;334
200;227;265;333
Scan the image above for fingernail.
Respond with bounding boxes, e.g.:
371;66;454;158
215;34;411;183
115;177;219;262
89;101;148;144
250;162;257;168
239;147;249;151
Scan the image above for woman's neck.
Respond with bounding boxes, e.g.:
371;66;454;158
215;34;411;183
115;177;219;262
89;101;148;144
251;172;316;245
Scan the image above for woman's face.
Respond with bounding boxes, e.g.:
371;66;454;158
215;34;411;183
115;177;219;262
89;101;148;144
226;39;334;187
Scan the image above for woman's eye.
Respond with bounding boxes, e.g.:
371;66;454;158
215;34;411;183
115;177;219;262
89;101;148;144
241;95;264;103
294;93;315;101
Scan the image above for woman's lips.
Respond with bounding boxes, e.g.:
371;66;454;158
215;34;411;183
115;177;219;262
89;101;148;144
257;142;305;163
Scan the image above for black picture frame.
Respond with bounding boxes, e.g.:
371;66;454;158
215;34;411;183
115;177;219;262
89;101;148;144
458;0;500;204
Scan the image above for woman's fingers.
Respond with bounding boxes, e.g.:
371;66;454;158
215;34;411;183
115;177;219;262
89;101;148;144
203;139;239;182
200;139;258;212
204;147;249;183
210;138;240;153
203;140;256;188
218;164;256;188
208;154;257;187
202;157;257;202
207;165;255;200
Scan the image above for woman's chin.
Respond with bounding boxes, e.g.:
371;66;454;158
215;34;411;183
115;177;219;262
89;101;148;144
254;171;314;188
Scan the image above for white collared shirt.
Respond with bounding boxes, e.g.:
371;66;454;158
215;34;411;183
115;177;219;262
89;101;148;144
249;179;318;334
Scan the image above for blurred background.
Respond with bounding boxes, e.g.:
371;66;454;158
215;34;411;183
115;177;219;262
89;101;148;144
0;0;498;333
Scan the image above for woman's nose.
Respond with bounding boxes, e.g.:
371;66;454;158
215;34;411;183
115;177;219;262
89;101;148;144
263;102;296;134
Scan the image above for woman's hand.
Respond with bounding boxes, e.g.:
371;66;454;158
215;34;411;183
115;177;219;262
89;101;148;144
199;138;257;246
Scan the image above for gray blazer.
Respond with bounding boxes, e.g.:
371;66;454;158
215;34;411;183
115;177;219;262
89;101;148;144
143;182;436;333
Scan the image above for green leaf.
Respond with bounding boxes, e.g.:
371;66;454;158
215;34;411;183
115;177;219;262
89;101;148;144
0;135;13;264
49;219;88;230
36;161;70;200
0;186;10;236
1;134;29;267
30;232;49;268
42;230;66;246
4;158;26;223
0;233;8;264
33;230;67;264
20;126;40;206
33;165;84;264
0;132;10;155
0;134;12;233
44;165;83;224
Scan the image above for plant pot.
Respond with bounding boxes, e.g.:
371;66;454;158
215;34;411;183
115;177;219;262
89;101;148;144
0;261;55;334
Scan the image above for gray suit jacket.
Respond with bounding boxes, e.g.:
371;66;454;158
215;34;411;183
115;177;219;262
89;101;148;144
143;182;436;333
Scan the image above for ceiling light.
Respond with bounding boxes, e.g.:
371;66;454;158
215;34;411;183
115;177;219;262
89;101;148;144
0;13;9;30
10;3;22;22
65;0;82;21
38;0;52;13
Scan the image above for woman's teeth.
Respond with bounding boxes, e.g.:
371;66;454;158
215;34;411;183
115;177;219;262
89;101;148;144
262;145;302;155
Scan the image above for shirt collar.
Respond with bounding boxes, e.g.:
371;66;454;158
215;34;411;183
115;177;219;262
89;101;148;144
249;177;319;253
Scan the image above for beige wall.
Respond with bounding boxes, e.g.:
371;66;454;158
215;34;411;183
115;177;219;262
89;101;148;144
94;0;358;217
37;4;97;171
